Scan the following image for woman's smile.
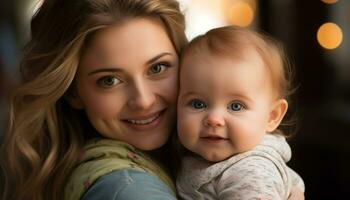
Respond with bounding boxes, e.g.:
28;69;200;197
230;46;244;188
122;109;165;131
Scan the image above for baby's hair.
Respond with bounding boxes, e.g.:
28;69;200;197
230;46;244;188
181;26;296;136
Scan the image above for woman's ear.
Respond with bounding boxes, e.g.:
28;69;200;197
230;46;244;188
65;91;84;109
266;99;288;132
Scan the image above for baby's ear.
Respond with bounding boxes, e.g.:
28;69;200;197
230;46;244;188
64;91;84;109
265;99;288;132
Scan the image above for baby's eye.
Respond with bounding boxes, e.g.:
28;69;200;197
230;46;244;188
190;99;206;109
97;76;121;88
148;63;168;75
228;102;244;111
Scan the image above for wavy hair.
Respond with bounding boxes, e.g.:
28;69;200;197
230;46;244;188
0;0;187;199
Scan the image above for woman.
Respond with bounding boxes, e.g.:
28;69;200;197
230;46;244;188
1;0;186;199
0;0;304;199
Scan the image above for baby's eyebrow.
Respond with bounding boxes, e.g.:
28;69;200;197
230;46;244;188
227;93;253;103
179;91;198;99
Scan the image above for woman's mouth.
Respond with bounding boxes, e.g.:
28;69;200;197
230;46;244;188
123;110;165;131
127;114;160;125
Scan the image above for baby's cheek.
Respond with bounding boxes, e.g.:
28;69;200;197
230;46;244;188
177;108;194;129
230;124;264;152
177;113;189;135
177;113;199;144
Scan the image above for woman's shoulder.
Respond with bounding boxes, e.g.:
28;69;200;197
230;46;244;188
65;140;175;200
82;169;177;200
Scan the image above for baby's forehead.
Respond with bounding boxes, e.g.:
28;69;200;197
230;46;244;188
179;27;288;100
181;49;267;79
181;45;265;72
182;41;260;62
179;47;280;95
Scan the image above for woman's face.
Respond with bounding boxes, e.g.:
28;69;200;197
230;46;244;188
73;18;179;150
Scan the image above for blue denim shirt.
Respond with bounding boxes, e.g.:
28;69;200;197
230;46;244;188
82;169;177;200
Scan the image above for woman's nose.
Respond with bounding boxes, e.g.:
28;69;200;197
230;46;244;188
127;79;156;110
203;111;225;127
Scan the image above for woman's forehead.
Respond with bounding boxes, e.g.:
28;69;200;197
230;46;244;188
79;18;177;71
89;18;169;48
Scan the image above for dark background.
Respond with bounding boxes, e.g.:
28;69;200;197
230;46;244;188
1;0;349;199
259;0;350;199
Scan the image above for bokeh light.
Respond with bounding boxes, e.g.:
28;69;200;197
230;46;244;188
317;22;343;49
321;0;338;4
225;0;254;27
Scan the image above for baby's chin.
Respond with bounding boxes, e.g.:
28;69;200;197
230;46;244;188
199;151;234;163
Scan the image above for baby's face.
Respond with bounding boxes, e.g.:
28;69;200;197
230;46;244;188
177;49;277;162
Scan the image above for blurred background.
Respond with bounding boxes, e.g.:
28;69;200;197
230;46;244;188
0;0;349;199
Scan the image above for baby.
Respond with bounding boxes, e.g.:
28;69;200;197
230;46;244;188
176;26;305;200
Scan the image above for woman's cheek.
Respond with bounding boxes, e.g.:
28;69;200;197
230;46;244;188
85;94;122;118
161;69;179;103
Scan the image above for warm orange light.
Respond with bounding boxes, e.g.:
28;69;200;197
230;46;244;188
321;0;338;4
226;1;254;27
317;23;343;50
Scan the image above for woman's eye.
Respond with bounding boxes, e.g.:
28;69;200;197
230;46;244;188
228;102;244;111
97;76;121;88
190;99;206;109
148;63;168;75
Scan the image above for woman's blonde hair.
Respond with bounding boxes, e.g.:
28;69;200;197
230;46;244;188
0;0;187;199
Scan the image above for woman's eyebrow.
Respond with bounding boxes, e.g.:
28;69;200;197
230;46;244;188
87;52;174;75
146;52;174;65
88;68;123;75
